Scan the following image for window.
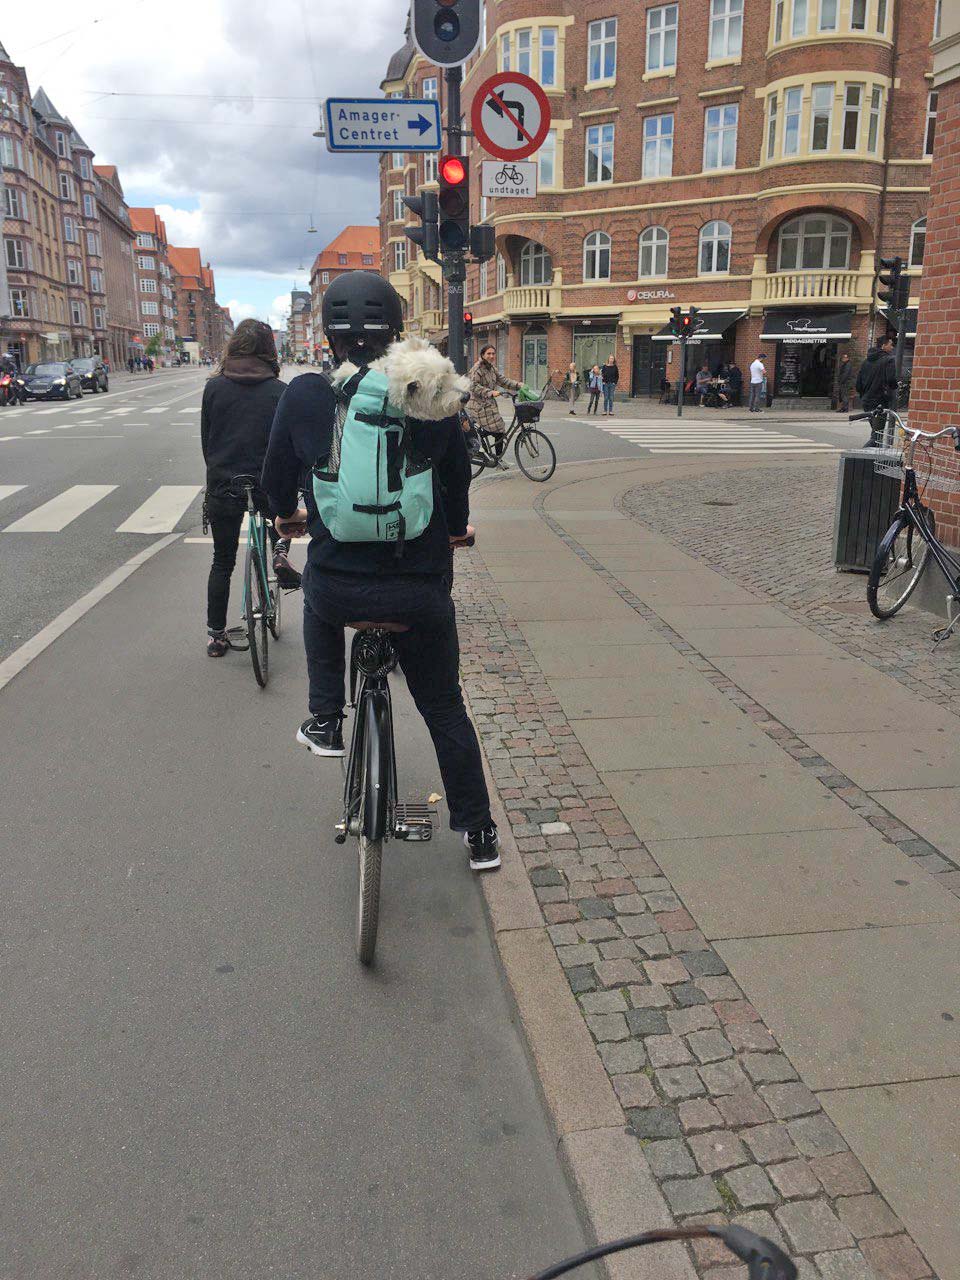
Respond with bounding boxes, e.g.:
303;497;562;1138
422;77;437;99
516;28;532;75
842;84;862;150
89;268;103;292
935;0;942;35
638;226;669;277
0;136;18;167
480;194;489;220
338;252;348;265
497;253;506;292
58;173;73;201
792;0;808;35
424;152;438;183
703;104;738;169
55;131;68;158
83;194;95;218
588;18;617;82
480;259;489;297
909;218;926;267
583;231;611;281
70;300;85;325
10;288;29;317
643;114;674;177
810;83;833;151
537;129;557;186
766;92;779;158
86;231;101;256
540;28;558;86
819;0;838;30
394;240;407;272
867;85;883;151
140;278;158;293
94;306;105;329
141;300;159;315
519;242;552;285
850;0;866;28
67;259;82;285
710;0;743;59
774;0;785;40
143;323;160;338
776;213;851;269
362;254;374;266
699;220;731;273
392;153;404;168
393;189;405;222
585;123;615;183
137;255;155;270
3;185;24;219
925;91;938;156
876;0;887;30
78;154;91;179
500;32;511;70
136;233;154;249
646;6;677;72
63;216;76;243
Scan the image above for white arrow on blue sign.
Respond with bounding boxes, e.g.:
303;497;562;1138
324;98;442;153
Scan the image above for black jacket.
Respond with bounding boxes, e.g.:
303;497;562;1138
837;359;855;391
260;371;470;579
855;348;896;411
601;363;619;385
200;361;286;497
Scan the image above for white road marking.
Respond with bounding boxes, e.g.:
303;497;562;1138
75;407;98;415
3;484;117;533
0;485;27;503
143;408;166;414
35;407;69;415
54;424;75;430
116;485;202;534
588;418;839;455
0;436;17;442
26;429;50;435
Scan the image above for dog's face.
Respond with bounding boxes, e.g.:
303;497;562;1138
383;337;470;421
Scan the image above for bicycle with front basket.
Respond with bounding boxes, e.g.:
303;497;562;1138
229;474;282;687
466;392;556;482
861;409;960;642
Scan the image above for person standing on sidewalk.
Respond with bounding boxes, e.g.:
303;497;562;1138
587;365;603;414
601;354;619;416
748;354;766;412
566;361;579;415
835;351;854;412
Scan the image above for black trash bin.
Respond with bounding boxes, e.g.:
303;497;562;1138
833;449;903;572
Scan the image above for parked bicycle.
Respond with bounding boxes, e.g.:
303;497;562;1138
334;537;474;966
860;409;960;642
465;393;556;482
229;474;283;687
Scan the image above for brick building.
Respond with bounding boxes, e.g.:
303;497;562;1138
92;165;139;370
904;0;960;544
308;225;380;360
287;289;311;360
380;0;938;402
168;246;224;358
129;207;176;358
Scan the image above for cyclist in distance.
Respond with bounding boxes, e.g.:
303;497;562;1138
260;271;500;872
200;319;301;657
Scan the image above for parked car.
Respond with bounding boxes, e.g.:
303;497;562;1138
18;361;83;401
71;356;110;394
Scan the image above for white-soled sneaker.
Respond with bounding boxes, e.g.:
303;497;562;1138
463;824;501;872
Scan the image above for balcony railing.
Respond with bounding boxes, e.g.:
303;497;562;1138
755;269;873;305
504;285;561;316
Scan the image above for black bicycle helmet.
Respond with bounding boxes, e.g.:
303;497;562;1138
321;270;404;342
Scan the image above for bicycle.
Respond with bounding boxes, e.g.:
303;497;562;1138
531;1222;794;1280
466;394;556;482
229;474;282;687
495;162;524;184
334;537;474;966
861;410;960;642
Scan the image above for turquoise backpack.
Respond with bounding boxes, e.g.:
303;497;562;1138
312;366;434;549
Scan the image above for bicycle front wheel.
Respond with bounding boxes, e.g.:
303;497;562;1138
244;542;269;686
268;573;282;640
515;427;556;482
868;513;933;619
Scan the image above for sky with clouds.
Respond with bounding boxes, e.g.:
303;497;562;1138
4;0;406;328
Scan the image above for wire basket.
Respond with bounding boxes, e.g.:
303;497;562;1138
871;425;905;479
872;429;960;494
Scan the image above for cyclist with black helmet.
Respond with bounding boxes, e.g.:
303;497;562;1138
260;271;500;872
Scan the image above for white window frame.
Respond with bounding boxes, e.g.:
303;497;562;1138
819;0;838;30
588;18;618;82
86;231;101;256
699;221;732;274
850;0;867;28
516;28;532;76
67;258;82;285
83;194;95;218
480;259;489;297
809;83;834;152
842;84;862;150
776;213;851;270
781;87;802;156
93;306;105;329
394;240;407;272
58;173;73;201
422;77;438;99
4;237;26;269
909;218;926;268
709;0;743;60
585;123;615;185
643;114;674;177
540;27;558;86
63;215;76;243
392;189;405;222
519;242;552;286
792;0;809;35
3;185;25;219
136;233;154;249
70;300;84;326
876;0;887;30
322;270;330;284
867;85;883;152
583;231;612;281
78;154;91;179
89;269;103;292
137;255;155;270
143;323;160;338
638;226;669;278
925;91;938;157
537;129;557;187
497;253;507;292
10;288;30;317
703;104;738;171
774;0;785;40
646;6;678;73
500;32;511;71
140;278;158;293
424;152;438;184
140;299;159;315
392;153;404;169
55;130;69;158
766;92;779;159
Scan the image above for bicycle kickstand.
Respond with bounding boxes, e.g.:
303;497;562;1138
932;595;960;647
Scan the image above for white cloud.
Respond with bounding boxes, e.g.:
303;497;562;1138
223;299;259;323
268;294;291;330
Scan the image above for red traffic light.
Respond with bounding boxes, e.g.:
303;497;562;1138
463;310;473;323
440;156;466;185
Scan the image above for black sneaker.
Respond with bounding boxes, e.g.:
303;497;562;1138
297;715;344;757
273;540;302;590
463;823;501;872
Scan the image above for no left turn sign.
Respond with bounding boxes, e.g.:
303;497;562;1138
471;71;551;162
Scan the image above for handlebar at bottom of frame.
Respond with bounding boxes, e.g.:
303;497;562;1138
526;1225;797;1280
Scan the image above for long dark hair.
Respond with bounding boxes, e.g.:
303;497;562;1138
216;318;279;377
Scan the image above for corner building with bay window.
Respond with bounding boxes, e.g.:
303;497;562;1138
379;0;937;402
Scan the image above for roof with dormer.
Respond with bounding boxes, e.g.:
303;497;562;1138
32;86;66;123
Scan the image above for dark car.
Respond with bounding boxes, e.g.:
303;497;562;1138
71;356;110;394
18;361;83;401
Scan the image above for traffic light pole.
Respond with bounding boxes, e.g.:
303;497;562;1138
443;65;467;375
676;338;686;418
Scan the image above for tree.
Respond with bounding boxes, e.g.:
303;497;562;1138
145;334;162;359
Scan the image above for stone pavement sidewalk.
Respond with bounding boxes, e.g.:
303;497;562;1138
454;456;960;1280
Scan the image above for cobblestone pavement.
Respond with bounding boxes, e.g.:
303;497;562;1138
620;462;960;717
454;476;943;1280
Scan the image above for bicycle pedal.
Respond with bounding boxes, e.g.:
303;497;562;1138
394;801;435;842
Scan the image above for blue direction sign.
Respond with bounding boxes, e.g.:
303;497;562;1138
324;98;442;153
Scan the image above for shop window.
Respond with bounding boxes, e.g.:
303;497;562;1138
638;226;669;278
519;242;553;286
583;231;611;281
776;213;851;270
699;221;731;274
909;218;926;268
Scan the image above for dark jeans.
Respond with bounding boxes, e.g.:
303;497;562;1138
748;382;764;411
602;382;615;413
587;389;601;413
206;493;277;634
302;569;491;833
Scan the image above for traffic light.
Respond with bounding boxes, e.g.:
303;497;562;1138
464;310;473;340
402;190;439;263
895;273;911;313
669;306;683;338
469;223;495;263
876;256;904;309
679;306;700;339
438;154;470;254
411;0;482;66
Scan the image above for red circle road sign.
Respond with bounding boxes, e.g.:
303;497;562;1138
471;72;551;162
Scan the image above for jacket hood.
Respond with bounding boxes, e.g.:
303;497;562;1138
332;336;470;422
221;356;278;384
863;348;884;363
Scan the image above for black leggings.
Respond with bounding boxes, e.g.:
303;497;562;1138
206;495;278;634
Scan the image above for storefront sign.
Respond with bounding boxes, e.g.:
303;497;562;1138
777;346;802;396
627;288;675;301
761;309;854;344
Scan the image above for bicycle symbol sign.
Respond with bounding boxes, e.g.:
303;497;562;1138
480;158;538;199
471;72;551;161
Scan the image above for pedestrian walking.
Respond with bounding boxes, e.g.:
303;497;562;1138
835;351;854;412
466;344;520;457
748;354;767;412
724;361;743;407
587;365;602;414
601;354;619;415
855;335;897;445
566;361;579;414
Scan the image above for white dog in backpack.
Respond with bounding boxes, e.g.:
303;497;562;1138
331;335;470;423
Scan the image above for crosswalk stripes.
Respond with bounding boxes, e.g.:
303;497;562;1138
0;485;26;503
0;482;203;535
4;485;118;533
586;418;838;454
116;486;203;534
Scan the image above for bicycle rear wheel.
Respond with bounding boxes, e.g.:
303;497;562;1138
244;542;269;686
356;690;390;966
268;572;282;640
515;427;556;481
868;513;933;619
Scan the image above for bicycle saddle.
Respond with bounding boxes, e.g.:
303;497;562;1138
347;621;410;632
228;473;259;494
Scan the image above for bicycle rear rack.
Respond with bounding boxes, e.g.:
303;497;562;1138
394;802;435;842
